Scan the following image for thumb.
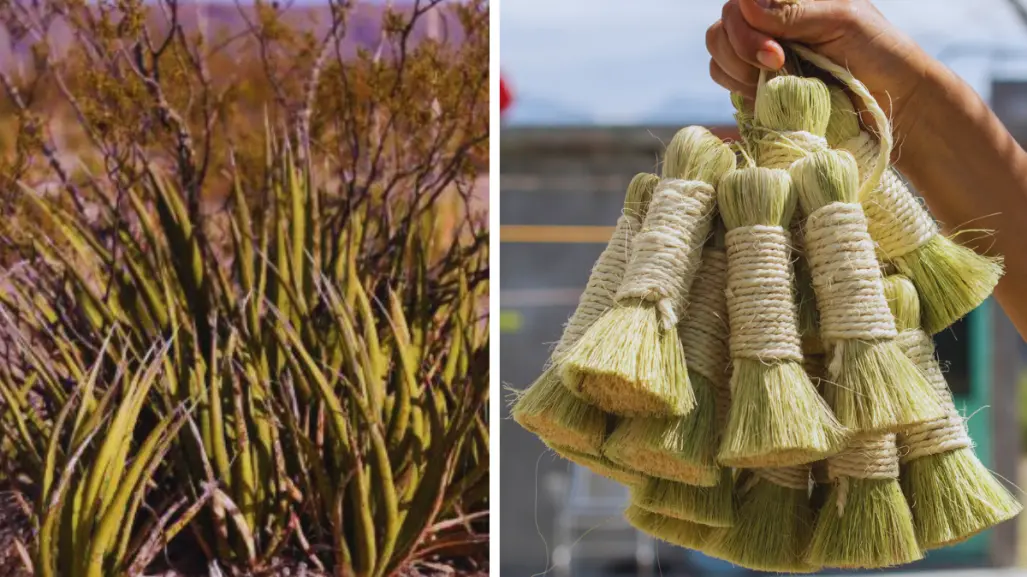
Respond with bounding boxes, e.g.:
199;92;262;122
737;0;855;42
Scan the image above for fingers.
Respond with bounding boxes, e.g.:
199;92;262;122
707;19;760;86
723;0;785;70
706;0;787;96
736;0;854;42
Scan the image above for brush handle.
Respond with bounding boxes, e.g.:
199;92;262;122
616;179;715;328
724;225;803;362
894;329;971;462
804;203;897;342
679;248;730;386
841;132;938;260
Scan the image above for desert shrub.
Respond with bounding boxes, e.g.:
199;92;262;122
0;0;488;575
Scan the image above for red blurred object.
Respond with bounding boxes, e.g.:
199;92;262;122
500;75;513;114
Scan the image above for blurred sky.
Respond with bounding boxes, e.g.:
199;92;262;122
501;0;1027;125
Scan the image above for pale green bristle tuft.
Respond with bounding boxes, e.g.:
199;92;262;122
604;370;719;485
662;126;737;184
624;505;710;550
561;305;695;417
550;445;644;486
825;85;861;147
882;274;921;330
893;235;1004;335
902;450;1022;549
731;92;755;147
630;468;735;527
823;340;944;432
883;273;1022;549
806;478;923;569
704;475;819;573
730;91;751;118
718;167;796;228
511;366;608;456
792;148;861;211
718;361;847;467
625;172;660;213
754;75;832;137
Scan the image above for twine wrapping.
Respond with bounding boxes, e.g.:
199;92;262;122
681;247;730;385
616;179;716;329
803;203;897;343
827;433;900;514
697;247;733;429
724;225;803;363
556;209;644;357
895;330;972;462
841;132;938;260
756;131;828;171
755;466;810;492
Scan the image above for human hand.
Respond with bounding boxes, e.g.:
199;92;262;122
706;0;934;134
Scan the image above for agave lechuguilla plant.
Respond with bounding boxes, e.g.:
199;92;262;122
0;134;489;576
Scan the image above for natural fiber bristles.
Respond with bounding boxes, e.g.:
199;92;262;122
624;171;660;214
731;92;755;149
807;478;922;568
792;149;944;433
808;433;921;569
631;468;735;528
624;505;709;551
550;445;643;486
892;235;1003;335
883;275;1021;549
820;340;943;433
562;304;693;416
662;125;737;184
604;248;730;483
903;451;1022;549
718;362;845;467
513;174;658;450
751;74;831;173
565;130;733;416
829;88;1003;334
825;85;861;148
512;366;607;455
755;75;831;136
717;167;846;466
604;370;719;485
704;469;819;573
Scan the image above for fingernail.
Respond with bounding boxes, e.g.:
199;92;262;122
756;49;779;69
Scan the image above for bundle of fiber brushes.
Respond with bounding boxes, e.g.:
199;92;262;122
512;42;1022;572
